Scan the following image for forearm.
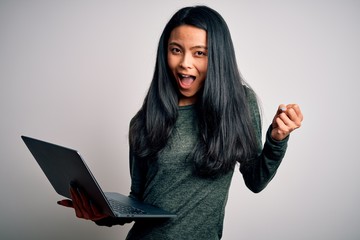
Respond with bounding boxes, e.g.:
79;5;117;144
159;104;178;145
240;125;288;193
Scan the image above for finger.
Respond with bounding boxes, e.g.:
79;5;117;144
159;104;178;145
278;113;292;127
272;104;286;128
276;116;291;132
276;104;287;115
57;199;74;208
289;104;303;122
89;201;108;220
283;104;303;128
271;117;290;140
285;108;302;128
70;186;82;207
78;188;93;219
279;111;301;132
90;201;101;217
70;187;86;219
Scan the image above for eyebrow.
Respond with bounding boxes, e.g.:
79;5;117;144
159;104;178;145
168;42;208;50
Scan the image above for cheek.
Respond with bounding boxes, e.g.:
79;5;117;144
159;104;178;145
167;54;176;71
199;61;208;76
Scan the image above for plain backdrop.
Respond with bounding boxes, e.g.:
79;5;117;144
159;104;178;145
1;0;359;239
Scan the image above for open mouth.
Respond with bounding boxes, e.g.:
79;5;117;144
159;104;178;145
178;73;196;87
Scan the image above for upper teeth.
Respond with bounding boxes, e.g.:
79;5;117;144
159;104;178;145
180;74;191;78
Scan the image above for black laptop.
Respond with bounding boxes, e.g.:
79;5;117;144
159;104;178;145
21;135;176;219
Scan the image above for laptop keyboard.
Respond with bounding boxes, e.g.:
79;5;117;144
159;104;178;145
108;199;146;215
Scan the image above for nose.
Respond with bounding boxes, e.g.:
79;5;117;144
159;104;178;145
180;53;193;69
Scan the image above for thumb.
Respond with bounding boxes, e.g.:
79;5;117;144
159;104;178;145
276;104;287;114
57;199;74;208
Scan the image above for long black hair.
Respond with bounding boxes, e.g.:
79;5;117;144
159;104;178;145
129;6;259;177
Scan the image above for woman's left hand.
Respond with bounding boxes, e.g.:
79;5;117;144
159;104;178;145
271;104;303;141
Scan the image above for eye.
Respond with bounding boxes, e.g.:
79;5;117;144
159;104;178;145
170;47;181;55
194;51;207;57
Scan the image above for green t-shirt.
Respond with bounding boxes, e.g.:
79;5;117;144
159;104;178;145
96;88;289;239
125;90;288;239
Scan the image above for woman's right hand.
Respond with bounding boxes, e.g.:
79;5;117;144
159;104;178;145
57;185;109;221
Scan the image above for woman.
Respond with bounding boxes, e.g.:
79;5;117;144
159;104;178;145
59;5;303;239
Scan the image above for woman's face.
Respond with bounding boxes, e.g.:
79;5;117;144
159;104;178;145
167;25;208;106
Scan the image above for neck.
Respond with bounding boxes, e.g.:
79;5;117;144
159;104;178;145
178;96;197;106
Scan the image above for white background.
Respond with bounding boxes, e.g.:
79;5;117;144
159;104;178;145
1;0;359;239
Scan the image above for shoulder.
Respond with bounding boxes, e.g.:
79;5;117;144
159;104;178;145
242;84;258;108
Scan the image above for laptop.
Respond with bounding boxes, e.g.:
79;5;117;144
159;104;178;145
21;135;176;219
